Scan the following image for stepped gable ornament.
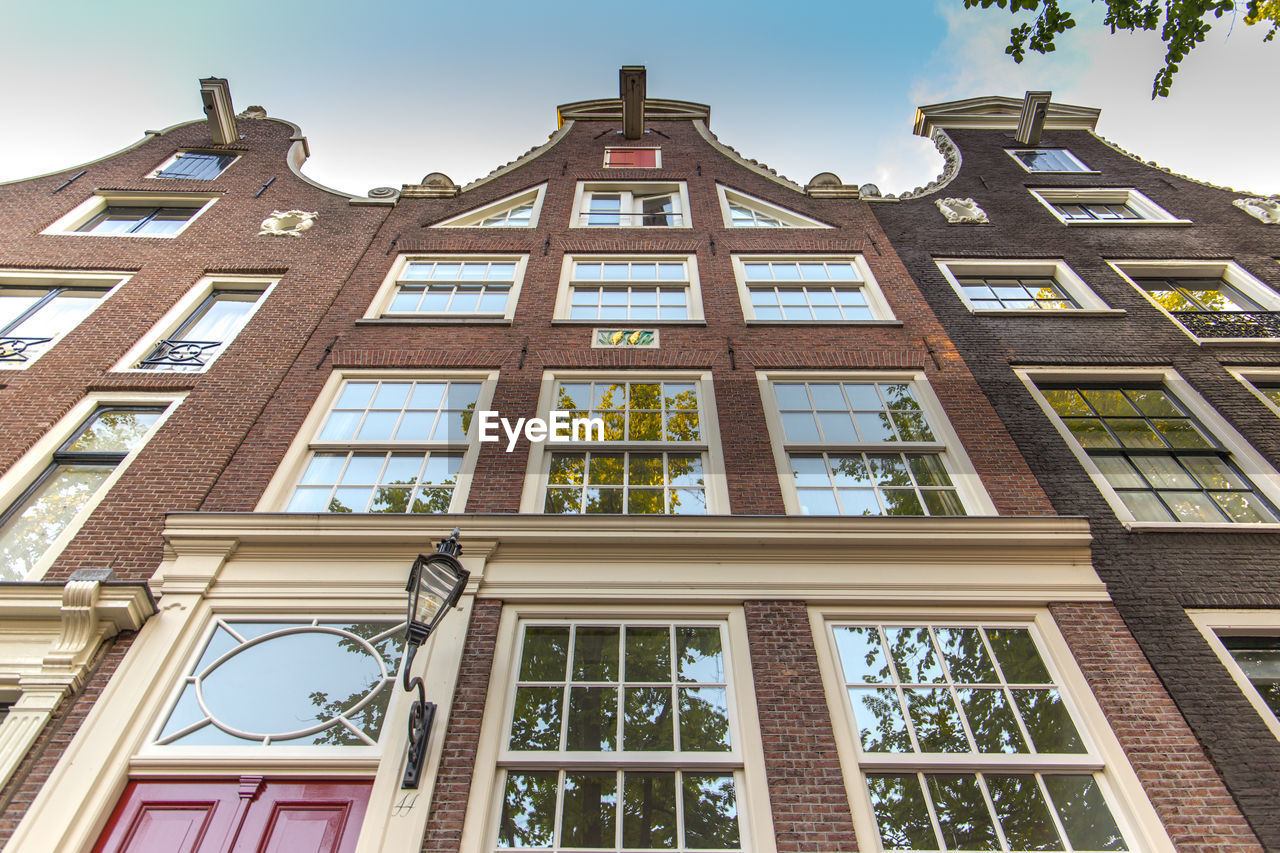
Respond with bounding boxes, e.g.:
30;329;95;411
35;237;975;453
259;210;318;237
936;197;989;224
1233;197;1280;224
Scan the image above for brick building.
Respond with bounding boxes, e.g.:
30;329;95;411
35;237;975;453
870;93;1280;849
0;73;1269;851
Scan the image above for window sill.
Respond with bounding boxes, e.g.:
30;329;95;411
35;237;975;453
357;317;513;326
971;309;1125;317
1192;336;1280;347
568;225;693;230
552;319;706;326
744;319;903;326
1124;521;1280;532
1059;220;1194;227
41;231;183;239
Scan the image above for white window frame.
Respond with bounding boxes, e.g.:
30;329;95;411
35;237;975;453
1005;148;1095;174
1016;365;1280;530
0;269;129;370
935;258;1119;315
433;185;547;228
809;605;1175;853
0;392;184;580
1188;609;1280;742
256;369;498;514
460;603;777;853
518;370;729;514
571;181;691;229
1227;367;1280;418
147;150;240;181
42;191;220;237
111;276;276;372
603;147;662;169
757;370;996;517
1108;259;1280;345
137;612;407;761
1030;188;1189;226
715;185;831;229
364;255;527;323
732;255;897;325
553;255;704;323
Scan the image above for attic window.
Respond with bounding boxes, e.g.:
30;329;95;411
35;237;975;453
604;148;660;169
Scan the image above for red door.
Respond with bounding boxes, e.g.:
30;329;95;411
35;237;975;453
94;778;373;853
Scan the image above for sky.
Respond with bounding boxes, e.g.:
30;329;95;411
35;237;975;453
0;1;1276;197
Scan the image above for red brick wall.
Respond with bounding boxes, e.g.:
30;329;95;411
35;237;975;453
0;116;389;581
744;600;859;852
1051;602;1262;852
206;118;1054;519
421;599;503;853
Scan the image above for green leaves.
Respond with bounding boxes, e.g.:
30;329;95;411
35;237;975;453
964;0;1276;97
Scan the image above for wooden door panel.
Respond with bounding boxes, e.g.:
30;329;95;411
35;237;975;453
93;781;237;853
96;779;372;853
235;782;371;853
258;805;351;853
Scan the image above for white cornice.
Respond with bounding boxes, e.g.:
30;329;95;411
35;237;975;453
913;95;1101;138
556;98;711;124
161;512;1093;566
0;582;154;632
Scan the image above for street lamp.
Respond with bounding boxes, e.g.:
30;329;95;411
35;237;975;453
401;527;469;789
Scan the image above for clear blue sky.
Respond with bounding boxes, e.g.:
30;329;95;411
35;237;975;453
2;0;1276;195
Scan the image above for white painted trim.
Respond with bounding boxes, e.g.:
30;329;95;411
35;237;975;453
0;269;130;371
552;254;703;322
755;369;998;517
1029;187;1189;226
145;150;241;181
516;370;730;514
3;541;476;853
1004;147;1095;174
934;258;1118;314
42;191;220;237
0;393;186;580
364;255;527;322
570;181;692;229
715;184;831;229
809;605;1175;853
1015;365;1280;528
1187;609;1280;741
461;603;777;853
254;368;500;514
1226;367;1280;418
110;275;277;372
1107;259;1280;345
731;254;896;324
432;185;547;228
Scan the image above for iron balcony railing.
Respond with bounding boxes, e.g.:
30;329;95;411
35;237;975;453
139;339;223;369
1174;311;1280;339
0;336;53;362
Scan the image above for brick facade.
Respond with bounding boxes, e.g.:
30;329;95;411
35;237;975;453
0;81;1266;852
872;111;1280;847
744;600;859;853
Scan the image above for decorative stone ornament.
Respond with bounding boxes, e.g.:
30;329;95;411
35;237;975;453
936;197;990;224
259;210;318;237
1233;197;1280;224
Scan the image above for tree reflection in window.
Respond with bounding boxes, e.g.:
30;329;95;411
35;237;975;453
156;619;405;747
834;623;1128;851
498;622;741;851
